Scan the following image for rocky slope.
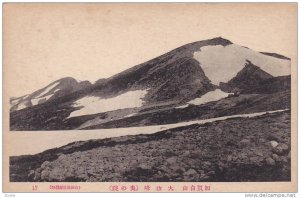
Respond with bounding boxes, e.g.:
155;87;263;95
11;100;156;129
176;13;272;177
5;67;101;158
82;91;290;129
219;60;273;92
220;60;290;94
10;110;291;182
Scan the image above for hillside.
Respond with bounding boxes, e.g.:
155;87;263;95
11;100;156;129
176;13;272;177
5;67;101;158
10;110;291;182
10;37;291;131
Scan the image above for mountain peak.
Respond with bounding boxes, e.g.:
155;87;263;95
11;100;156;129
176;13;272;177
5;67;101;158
56;77;78;83
209;37;233;44
190;37;232;48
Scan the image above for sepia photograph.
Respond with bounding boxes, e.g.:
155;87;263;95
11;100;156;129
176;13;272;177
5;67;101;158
2;3;297;193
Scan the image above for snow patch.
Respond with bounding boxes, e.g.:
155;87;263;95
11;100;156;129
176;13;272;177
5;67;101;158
10;98;22;105
188;89;230;105
23;94;29;99
15;102;28;111
11;94;29;105
175;89;231;109
10;109;289;155
35;82;60;98
31;94;54;106
193;44;291;85
124;113;137;118
175;104;189;109
68;90;148;118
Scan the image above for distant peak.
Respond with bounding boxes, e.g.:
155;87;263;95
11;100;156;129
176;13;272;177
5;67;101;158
182;37;233;51
188;37;233;48
57;77;77;82
211;36;229;41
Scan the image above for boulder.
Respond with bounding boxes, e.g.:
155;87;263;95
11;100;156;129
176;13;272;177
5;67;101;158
249;156;260;164
279;144;289;152
227;155;233;162
48;167;65;181
189;151;202;158
270;141;279;148
272;154;280;161
239;139;251;148
259;138;266;143
166;157;177;165
265;157;276;166
138;164;152;170
237;152;248;160
202;161;212;170
214;126;223;133
279;156;288;163
207;170;215;176
58;154;67;160
184;169;197;176
40;169;51;181
254;150;264;157
272;143;289;155
182;151;190;157
33;168;42;181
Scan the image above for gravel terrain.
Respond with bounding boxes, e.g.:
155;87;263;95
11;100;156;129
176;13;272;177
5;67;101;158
10;110;291;182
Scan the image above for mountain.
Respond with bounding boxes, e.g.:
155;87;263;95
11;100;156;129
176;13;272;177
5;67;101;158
9;37;291;131
243;75;291;94
10;110;291;182
10;77;91;112
219;60;274;93
220;60;290;94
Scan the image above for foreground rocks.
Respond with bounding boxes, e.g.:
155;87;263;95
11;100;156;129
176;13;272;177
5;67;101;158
11;111;291;182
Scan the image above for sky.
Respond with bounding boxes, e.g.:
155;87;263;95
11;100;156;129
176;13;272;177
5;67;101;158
4;3;297;97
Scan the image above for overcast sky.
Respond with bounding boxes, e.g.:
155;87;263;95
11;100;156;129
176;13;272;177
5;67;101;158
4;3;296;97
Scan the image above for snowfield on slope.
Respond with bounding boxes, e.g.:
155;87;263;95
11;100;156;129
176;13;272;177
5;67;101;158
9;109;289;156
10;82;61;110
15;102;28;111
11;95;28;110
193;44;291;85
35;82;60;98
176;89;231;108
31;94;54;106
10;98;22;106
188;89;230;105
124;113;138;118
68;90;148;118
